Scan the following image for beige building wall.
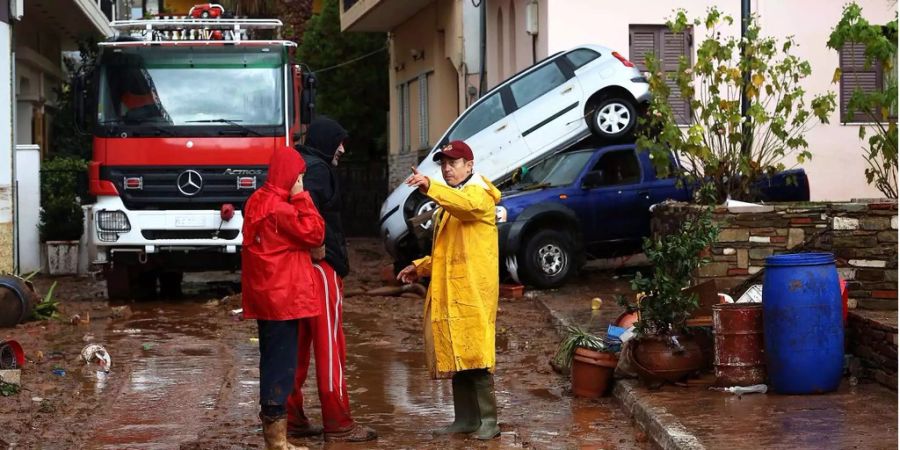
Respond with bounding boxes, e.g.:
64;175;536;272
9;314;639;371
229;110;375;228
485;0;548;90
386;0;465;187
540;0;893;201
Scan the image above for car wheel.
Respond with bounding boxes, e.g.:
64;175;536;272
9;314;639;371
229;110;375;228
589;97;637;139
518;229;575;289
414;199;437;230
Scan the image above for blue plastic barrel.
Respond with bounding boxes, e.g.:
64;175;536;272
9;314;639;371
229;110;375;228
762;252;844;394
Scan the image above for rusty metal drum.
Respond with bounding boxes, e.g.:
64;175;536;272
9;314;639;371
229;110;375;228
712;303;766;386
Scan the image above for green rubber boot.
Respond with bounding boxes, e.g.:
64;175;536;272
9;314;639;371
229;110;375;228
432;371;480;435
470;370;500;440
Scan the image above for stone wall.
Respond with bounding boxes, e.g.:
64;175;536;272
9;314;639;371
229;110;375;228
651;200;898;310
387;151;421;191
846;310;897;390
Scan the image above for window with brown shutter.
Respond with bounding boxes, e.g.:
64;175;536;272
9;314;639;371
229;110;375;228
629;25;693;125
839;42;886;123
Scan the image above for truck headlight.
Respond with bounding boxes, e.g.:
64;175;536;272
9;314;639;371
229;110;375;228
97;210;131;232
496;206;508;223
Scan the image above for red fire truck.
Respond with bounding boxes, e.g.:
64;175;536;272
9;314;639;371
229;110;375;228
76;17;314;298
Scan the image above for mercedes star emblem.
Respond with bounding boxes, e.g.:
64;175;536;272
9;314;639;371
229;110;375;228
177;170;203;196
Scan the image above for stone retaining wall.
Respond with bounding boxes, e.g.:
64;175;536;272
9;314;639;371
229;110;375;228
652;200;898;310
846;311;898;390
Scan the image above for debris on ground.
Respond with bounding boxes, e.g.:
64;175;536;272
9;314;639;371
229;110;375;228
344;283;426;299
0;369;21;386
711;384;768;397
80;344;111;373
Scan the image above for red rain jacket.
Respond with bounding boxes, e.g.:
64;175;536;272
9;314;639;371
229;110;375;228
241;146;325;321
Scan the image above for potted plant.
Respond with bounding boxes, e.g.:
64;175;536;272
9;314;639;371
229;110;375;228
622;205;719;384
554;325;618;398
39;157;88;275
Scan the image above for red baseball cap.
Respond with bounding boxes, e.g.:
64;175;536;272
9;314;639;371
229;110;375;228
432;140;474;162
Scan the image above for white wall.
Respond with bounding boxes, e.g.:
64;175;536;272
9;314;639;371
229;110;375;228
542;0;895;201
0;23;11;188
15;145;40;273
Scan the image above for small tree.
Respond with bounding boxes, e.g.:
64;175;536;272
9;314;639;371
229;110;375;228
625;205;719;336
636;7;837;202
50;39;97;160
827;3;898;199
298;0;388;159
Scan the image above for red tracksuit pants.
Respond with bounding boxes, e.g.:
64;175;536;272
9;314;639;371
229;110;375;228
286;261;355;432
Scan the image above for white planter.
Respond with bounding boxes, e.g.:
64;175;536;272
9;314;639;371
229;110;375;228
45;241;80;275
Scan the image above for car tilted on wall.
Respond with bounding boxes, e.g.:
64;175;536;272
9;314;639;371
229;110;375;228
380;44;651;266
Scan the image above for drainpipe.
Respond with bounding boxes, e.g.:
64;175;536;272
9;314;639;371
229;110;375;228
740;0;751;157
478;0;486;97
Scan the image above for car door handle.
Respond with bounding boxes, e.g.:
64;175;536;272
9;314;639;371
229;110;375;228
561;86;573;94
495;123;507;132
638;191;650;200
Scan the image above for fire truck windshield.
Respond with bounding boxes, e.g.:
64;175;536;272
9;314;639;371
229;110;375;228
97;46;286;136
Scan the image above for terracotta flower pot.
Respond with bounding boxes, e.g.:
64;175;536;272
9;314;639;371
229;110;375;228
631;334;705;384
571;347;618;398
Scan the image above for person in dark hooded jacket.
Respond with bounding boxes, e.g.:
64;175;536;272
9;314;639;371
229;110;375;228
286;117;377;442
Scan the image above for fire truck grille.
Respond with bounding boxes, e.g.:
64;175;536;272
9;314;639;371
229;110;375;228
141;229;241;240
102;166;267;210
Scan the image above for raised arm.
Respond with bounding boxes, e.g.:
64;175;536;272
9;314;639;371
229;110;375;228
272;192;325;248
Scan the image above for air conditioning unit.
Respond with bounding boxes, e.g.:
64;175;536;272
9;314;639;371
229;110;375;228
9;0;23;21
525;0;538;36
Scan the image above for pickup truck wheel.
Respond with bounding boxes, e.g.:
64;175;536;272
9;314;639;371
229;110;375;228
518;229;574;289
589;97;637;139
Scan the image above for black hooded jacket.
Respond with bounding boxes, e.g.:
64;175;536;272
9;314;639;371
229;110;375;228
296;117;350;278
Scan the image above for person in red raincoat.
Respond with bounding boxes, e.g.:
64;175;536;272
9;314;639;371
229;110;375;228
242;145;325;450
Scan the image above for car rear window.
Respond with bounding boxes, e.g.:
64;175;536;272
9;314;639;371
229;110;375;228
509;62;567;108
565;49;601;69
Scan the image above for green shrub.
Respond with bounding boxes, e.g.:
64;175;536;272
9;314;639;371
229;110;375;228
40;157;88;242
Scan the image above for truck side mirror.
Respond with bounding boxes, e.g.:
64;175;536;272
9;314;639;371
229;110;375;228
582;171;603;189
301;71;317;125
74;74;86;131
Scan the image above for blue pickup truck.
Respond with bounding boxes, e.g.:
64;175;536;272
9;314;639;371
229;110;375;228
497;144;809;288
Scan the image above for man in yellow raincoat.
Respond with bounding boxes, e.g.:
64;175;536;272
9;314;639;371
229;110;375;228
397;140;502;440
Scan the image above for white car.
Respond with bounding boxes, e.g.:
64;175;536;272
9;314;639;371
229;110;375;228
379;44;650;265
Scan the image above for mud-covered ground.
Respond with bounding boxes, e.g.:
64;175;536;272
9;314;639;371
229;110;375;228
0;239;645;449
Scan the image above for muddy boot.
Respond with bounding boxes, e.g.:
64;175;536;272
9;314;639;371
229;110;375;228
470;370;500;440
433;371;480;434
287;420;323;438
324;424;378;442
260;414;308;450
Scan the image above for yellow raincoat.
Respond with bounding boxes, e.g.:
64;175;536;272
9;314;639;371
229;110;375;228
413;173;502;379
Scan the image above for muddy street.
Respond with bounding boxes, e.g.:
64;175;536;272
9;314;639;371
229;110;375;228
1;239;645;449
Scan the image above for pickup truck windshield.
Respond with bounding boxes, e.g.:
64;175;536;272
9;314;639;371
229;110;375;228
97;46;284;130
519;151;593;188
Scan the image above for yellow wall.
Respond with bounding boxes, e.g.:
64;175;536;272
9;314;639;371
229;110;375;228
388;0;462;157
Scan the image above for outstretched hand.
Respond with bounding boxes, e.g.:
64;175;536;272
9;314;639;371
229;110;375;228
396;264;419;284
405;166;430;194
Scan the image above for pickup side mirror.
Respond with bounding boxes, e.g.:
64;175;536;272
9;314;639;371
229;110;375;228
510;166;526;184
581;171;603;189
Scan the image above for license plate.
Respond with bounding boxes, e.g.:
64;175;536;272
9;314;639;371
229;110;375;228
174;217;204;228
